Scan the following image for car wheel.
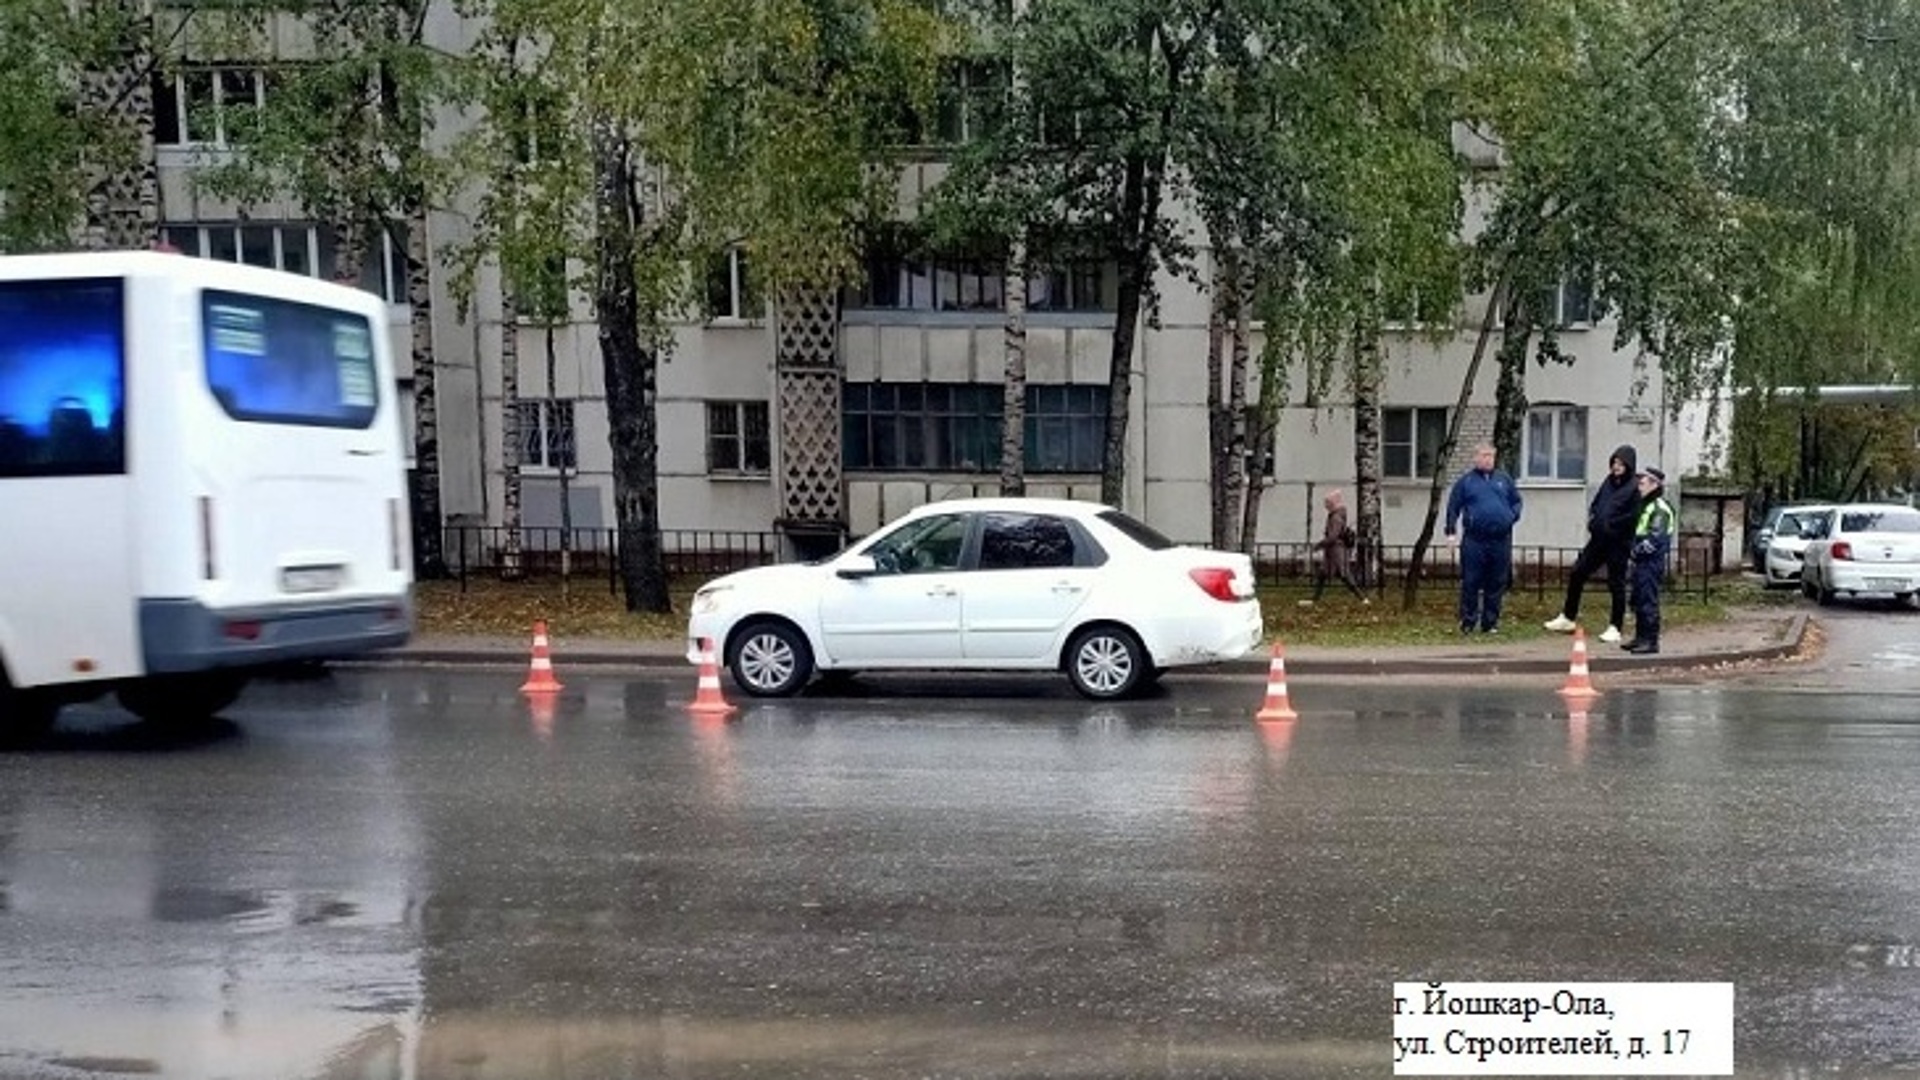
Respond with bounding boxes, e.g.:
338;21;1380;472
1065;625;1147;701
117;673;247;725
0;688;59;749
728;621;814;698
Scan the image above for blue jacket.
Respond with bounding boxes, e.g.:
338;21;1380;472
1446;466;1523;541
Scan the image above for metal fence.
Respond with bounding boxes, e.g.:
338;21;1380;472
442;524;1730;600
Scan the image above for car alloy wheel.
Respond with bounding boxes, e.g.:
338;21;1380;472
730;621;813;697
1067;626;1146;701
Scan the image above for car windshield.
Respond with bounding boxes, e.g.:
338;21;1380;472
1098;509;1177;551
1841;508;1920;533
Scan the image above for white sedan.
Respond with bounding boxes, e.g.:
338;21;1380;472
685;498;1266;700
1799;503;1920;606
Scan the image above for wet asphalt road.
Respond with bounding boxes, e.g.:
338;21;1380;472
2;606;1919;1079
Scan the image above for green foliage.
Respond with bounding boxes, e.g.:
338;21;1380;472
0;1;92;251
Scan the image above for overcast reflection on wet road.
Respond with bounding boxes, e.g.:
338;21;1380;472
3;668;1920;1079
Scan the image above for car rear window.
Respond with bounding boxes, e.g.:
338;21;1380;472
1842;509;1920;533
1098;509;1176;550
203;289;379;429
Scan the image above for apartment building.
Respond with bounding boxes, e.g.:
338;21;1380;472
149;34;1719;559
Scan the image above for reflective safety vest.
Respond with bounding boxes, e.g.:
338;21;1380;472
1636;495;1674;538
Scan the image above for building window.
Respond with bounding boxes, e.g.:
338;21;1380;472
849;233;1114;313
152;65;267;146
703;248;758;321
162;221;408;305
932;59;1006;145
1524;405;1587;482
707;401;770;475
515;399;575;470
1383;406;1450;479
842;382;1107;473
1538;273;1596;328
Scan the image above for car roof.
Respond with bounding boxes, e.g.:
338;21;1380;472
896;497;1119;520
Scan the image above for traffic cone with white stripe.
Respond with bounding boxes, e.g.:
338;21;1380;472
687;636;736;716
1254;640;1298;722
519;620;563;694
1557;627;1600;701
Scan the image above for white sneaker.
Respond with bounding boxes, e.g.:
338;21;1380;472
1599;625;1623;644
1543;614;1577;632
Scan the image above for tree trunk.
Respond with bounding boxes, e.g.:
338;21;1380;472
1492;298;1534;478
1351;322;1384;589
1239;380;1278;558
330;217;369;288
404;208;446;578
592;115;670;614
500;287;523;581
1100;136;1168;508
547;320;572;591
1000;233;1028;497
1402;272;1510;611
1205;252;1229;547
1225;249;1252;551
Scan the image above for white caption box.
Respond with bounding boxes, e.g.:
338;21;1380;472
1393;982;1733;1075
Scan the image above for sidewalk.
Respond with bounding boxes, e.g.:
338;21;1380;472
355;609;1810;679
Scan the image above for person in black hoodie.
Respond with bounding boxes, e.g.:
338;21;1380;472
1542;444;1639;643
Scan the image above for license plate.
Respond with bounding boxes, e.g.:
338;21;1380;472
1866;577;1911;591
281;566;344;594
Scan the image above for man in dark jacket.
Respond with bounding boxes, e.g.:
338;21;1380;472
1445;443;1523;633
1543;444;1639;643
1624;466;1675;654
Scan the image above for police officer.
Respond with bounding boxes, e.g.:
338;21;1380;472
1623;466;1674;655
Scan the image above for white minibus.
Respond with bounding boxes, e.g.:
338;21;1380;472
0;251;412;741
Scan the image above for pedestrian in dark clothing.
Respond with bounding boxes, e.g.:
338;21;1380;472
1543;444;1639;643
1302;488;1368;605
1445;443;1524;633
1623;466;1675;655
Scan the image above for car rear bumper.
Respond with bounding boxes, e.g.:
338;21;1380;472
1825;565;1920;594
139;596;412;673
1152;600;1265;667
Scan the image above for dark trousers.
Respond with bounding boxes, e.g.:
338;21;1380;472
1459;535;1513;631
1563;535;1629;628
1630;557;1664;643
1313;554;1365;601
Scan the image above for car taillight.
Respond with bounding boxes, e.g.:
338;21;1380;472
1188;567;1239;601
1831;541;1853;561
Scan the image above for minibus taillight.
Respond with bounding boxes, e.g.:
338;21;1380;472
199;496;216;580
388;498;403;571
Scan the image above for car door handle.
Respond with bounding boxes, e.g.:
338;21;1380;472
1052;583;1083;594
926;585;957;597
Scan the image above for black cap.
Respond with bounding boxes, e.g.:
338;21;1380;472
1638;466;1665;483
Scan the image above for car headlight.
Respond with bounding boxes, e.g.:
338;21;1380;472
693;585;732;615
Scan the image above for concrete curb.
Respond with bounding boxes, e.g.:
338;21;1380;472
338;613;1810;680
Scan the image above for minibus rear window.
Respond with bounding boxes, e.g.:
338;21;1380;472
202;289;379;430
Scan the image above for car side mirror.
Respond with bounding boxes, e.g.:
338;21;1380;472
836;553;879;580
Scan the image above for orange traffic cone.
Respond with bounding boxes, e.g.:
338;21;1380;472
519;620;563;694
1254;640;1298;722
1557;627;1600;700
687;637;737;716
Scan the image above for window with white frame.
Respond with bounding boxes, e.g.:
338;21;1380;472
704;248;758;321
706;401;771;475
161;221;410;305
152;66;268;146
1383;406;1450;479
1524;404;1588;482
514;399;576;470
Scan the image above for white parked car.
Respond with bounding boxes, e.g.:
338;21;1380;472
1798;503;1920;605
1762;505;1836;587
684;498;1265;700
